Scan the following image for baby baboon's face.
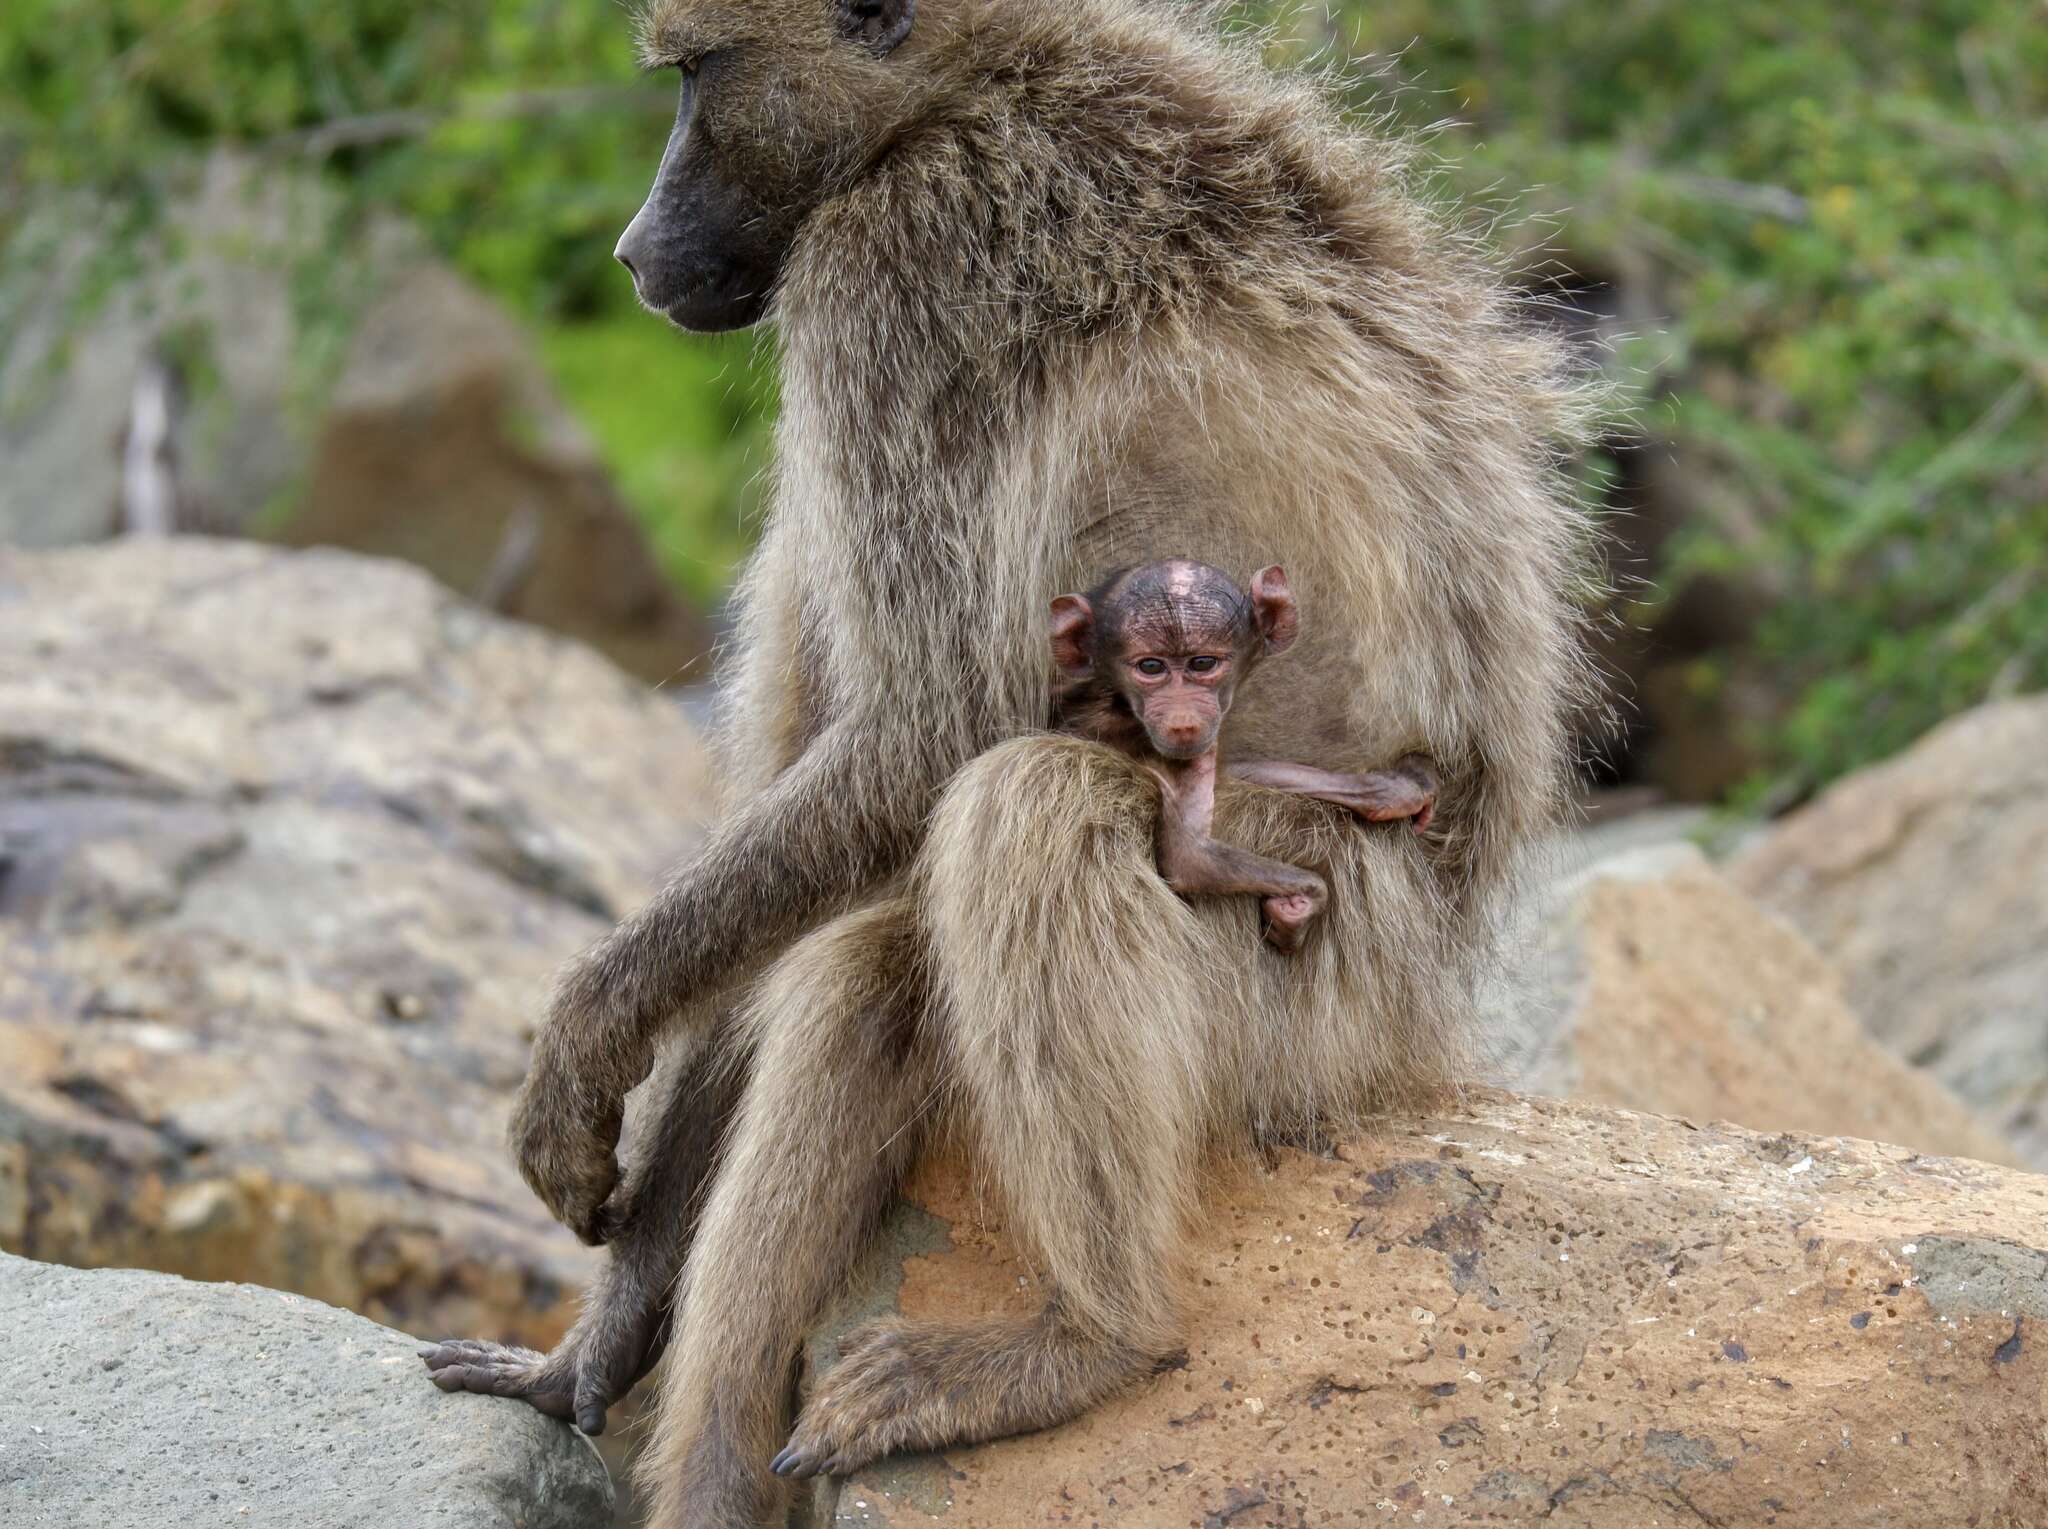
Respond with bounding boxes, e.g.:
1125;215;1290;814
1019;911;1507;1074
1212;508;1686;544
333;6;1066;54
1050;559;1300;762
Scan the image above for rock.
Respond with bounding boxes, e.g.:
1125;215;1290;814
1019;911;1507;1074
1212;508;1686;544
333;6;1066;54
1733;697;2048;1169
1502;844;2015;1166
811;1090;2048;1527
0;538;714;1347
0;154;714;684
0;1250;611;1527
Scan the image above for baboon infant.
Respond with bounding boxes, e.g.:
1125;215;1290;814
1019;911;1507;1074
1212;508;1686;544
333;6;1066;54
1051;559;1438;950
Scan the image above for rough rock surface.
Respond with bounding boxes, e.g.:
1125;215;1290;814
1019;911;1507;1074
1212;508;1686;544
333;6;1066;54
1505;844;2016;1166
0;154;713;683
1734;696;2048;1169
0;1250;611;1527
812;1090;2048;1528
0;539;714;1346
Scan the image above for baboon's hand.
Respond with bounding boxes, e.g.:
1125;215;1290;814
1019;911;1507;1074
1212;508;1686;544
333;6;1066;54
509;1025;625;1246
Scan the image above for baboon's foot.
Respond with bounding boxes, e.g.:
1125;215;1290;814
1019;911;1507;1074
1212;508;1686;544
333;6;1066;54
1261;892;1321;951
771;1315;1144;1480
420;1302;658;1435
421;1340;578;1421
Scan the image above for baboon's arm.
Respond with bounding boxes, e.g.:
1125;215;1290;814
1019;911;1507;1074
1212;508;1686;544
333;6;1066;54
511;711;949;1240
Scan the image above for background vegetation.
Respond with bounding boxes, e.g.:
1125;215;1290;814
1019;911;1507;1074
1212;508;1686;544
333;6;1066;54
3;0;2041;798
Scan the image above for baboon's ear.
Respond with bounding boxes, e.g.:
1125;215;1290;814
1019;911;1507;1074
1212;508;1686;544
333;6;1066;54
836;0;915;55
1249;565;1299;655
1049;595;1096;676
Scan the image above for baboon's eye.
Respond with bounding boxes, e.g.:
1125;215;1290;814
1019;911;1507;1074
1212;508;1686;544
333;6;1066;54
1136;658;1168;677
1187;656;1220;674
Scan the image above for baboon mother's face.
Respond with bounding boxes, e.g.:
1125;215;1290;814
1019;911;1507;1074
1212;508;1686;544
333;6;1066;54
615;0;919;331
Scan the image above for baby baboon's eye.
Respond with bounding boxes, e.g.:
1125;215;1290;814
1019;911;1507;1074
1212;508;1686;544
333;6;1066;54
1136;658;1168;677
1187;656;1220;674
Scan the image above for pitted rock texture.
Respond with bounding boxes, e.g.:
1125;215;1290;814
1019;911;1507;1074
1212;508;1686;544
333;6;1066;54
0;1251;612;1527
812;1091;2048;1528
1508;845;2016;1166
1734;696;2048;1169
0;539;713;1346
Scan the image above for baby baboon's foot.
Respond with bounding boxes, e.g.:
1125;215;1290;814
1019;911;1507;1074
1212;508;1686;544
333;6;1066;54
1262;892;1320;952
771;1321;948;1480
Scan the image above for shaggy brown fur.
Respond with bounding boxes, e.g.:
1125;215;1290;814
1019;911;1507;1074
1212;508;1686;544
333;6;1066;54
423;0;1596;1522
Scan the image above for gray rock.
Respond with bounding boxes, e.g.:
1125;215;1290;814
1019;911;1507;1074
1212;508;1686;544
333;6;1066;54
0;153;715;685
1733;695;2048;1166
1487;842;2014;1166
0;538;716;1348
0;1251;611;1528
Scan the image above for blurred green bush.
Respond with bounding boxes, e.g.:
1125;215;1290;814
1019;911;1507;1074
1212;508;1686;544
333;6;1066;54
3;0;2040;792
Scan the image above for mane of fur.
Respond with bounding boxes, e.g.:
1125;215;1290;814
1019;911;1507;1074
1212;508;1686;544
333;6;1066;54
739;0;1598;941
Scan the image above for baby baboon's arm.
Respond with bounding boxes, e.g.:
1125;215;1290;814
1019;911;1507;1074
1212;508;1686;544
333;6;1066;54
1228;752;1439;833
1153;756;1328;952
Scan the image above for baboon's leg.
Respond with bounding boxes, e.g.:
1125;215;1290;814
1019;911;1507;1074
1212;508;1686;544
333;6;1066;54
779;735;1213;1479
636;898;931;1529
422;1019;743;1433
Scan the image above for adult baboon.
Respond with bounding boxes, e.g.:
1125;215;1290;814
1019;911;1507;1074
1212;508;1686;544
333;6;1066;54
422;0;1594;1521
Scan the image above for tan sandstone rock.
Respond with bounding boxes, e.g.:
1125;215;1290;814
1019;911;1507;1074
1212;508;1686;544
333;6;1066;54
1507;845;2017;1167
0;538;713;1347
811;1090;2048;1528
1733;696;2048;1170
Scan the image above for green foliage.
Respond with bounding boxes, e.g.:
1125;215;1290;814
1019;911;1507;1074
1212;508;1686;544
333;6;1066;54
5;0;2040;794
0;0;774;591
1263;0;2046;793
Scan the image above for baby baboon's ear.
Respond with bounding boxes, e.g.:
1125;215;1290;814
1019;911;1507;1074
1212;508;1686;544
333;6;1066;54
836;0;915;55
1249;565;1299;655
1049;595;1096;676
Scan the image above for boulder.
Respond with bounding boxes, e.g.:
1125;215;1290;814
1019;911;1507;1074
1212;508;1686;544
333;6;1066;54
0;1250;611;1527
0;155;715;684
0;538;714;1347
1504;844;2015;1166
812;1090;2048;1528
1733;697;2048;1168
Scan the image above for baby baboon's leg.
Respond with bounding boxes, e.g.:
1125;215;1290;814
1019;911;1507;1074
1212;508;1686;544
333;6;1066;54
1159;826;1329;953
423;1019;743;1434
780;736;1212;1478
1229;753;1439;831
636;898;931;1529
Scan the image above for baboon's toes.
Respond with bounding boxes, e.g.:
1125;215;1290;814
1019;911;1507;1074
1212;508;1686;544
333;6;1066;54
1263;902;1313;952
777;1323;919;1478
418;1339;575;1421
